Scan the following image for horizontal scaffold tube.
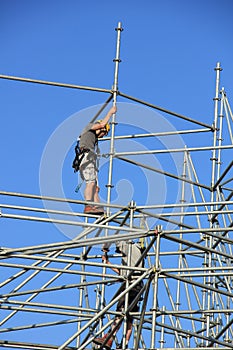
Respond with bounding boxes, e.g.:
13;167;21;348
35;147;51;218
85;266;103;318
118;91;214;130
116;155;211;191
0;190;124;209
0;212;143;232
0;74;112;93
1;189;232;209
115;144;233;156
102;127;211;141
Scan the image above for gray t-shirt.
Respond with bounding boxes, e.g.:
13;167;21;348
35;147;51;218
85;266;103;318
116;241;144;277
79;122;98;151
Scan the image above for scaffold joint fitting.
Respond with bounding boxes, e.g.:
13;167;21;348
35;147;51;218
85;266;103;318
105;184;114;188
115;26;124;32
113;58;122;63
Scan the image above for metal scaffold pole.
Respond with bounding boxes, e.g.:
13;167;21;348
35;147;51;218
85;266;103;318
106;21;123;212
205;61;222;345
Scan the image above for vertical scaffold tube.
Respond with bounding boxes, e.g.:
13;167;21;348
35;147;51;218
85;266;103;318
216;88;225;183
106;22;123;213
122;201;134;349
205;62;222;345
175;150;188;347
211;62;222;190
151;230;161;348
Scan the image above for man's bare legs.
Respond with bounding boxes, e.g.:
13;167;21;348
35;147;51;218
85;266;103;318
111;317;132;348
94;185;101;204
125;321;133;346
96;318;132;349
84;181;104;214
84;181;97;202
84;182;101;204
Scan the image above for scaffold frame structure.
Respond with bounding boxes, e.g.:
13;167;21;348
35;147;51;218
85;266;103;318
0;22;233;350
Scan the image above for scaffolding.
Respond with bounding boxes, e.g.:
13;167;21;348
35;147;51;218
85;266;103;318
0;22;233;350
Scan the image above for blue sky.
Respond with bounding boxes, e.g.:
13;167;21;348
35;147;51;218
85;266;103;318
1;0;233;187
0;0;233;348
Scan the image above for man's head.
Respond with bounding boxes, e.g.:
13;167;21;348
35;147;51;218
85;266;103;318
96;120;110;138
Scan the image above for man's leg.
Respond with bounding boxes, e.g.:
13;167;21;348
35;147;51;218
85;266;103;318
115;319;132;349
81;160;103;214
93;316;122;349
83;181;100;214
93;184;100;203
125;319;133;346
93;182;105;214
84;181;96;201
117;287;140;348
83;181;104;215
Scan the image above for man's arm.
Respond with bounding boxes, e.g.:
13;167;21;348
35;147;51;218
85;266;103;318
102;252;120;275
91;105;117;131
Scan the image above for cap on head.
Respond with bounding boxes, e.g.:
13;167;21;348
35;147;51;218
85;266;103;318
105;123;110;133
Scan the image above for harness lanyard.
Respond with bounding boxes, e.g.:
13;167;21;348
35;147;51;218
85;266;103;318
75;179;83;193
96;143;100;172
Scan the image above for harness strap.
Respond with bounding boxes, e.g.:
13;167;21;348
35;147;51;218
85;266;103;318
72;148;89;173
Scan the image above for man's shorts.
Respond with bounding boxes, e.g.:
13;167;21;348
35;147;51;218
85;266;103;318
80;152;97;183
116;281;143;321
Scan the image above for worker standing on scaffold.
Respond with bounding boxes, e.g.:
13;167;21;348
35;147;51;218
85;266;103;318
72;105;116;215
93;239;145;349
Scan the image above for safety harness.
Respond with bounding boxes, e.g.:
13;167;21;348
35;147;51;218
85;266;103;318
72;139;99;174
72;140;87;173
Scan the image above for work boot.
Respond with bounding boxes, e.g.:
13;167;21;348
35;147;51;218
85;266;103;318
84;205;96;214
84;205;105;215
93;206;105;215
93;334;113;349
